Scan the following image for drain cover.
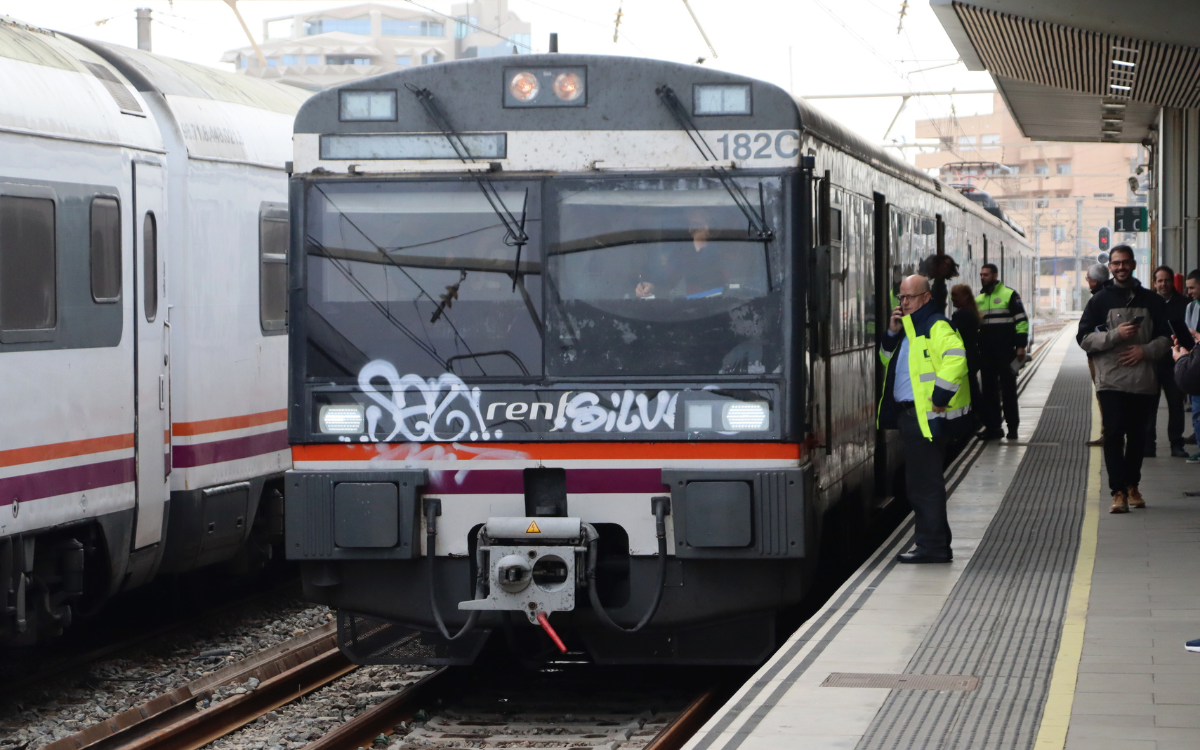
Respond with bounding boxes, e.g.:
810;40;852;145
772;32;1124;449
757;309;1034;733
821;673;979;691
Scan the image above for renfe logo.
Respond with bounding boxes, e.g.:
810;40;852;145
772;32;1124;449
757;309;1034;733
488;402;555;421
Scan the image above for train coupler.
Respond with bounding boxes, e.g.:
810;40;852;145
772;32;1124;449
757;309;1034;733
458;517;590;625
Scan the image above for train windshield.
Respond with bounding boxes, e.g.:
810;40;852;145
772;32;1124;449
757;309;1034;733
304;180;543;380
303;175;785;383
546;176;785;377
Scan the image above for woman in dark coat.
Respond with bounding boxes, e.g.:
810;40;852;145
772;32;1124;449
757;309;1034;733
951;283;984;421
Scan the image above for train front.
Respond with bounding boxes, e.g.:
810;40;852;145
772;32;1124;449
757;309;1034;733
286;55;812;665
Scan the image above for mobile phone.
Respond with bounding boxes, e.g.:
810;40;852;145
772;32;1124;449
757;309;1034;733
1128;315;1145;326
1170;319;1195;351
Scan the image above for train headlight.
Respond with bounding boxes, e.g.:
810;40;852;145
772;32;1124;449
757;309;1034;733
319;404;365;434
553;72;583;101
504;67;587;107
721;402;769;431
509;71;540;102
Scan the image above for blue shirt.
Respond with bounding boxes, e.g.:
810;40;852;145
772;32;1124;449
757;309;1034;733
890;331;914;402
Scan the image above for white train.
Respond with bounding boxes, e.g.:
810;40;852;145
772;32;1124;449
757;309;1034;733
0;17;306;645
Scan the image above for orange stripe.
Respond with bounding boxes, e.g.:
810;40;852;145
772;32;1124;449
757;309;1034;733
0;433;135;468
173;409;288;437
292;442;801;462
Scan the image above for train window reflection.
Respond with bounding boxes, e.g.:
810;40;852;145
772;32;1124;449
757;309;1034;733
142;212;157;322
259;203;289;333
546;177;784;377
90;197;121;302
0;195;57;334
304;181;542;380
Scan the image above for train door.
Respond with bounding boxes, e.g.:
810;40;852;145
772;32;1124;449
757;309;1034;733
132;161;170;549
872;193;893;501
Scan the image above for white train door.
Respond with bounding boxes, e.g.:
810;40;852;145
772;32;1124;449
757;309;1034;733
133;162;170;549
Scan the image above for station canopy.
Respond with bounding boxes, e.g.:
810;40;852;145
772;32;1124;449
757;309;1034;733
932;0;1200;142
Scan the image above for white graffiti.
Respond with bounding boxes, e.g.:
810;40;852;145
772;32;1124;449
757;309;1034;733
364;441;532;484
356;359;679;442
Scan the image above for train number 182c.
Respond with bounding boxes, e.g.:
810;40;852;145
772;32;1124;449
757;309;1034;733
714;130;800;161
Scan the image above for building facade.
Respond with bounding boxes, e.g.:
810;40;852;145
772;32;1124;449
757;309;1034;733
221;1;531;89
915;95;1148;314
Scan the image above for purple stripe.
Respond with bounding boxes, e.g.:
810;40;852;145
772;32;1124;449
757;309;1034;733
172;430;289;469
0;458;136;505
425;468;668;495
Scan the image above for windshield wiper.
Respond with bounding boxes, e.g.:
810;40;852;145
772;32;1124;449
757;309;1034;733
655;85;775;242
407;83;530;291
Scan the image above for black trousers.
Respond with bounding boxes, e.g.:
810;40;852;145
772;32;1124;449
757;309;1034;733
1144;369;1185;450
979;354;1020;432
1096;391;1157;494
898;406;952;556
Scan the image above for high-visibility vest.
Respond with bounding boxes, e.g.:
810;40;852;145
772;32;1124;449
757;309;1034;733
877;311;972;440
976;284;1029;338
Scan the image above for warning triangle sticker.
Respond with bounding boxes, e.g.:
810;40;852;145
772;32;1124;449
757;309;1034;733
526;521;541;534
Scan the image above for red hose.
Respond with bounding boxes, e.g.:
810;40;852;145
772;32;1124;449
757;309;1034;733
536;611;567;653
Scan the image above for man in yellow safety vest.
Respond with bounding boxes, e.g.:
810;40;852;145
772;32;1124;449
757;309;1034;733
877;275;973;564
976;263;1029;440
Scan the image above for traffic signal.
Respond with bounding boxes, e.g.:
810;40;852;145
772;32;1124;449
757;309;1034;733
1098;226;1110;251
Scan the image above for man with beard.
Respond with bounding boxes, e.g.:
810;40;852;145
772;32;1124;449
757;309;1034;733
1077;245;1172;513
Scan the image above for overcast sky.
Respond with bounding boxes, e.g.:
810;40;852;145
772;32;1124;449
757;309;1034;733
4;0;998;161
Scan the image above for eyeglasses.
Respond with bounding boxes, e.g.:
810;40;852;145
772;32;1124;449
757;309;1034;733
1109;259;1134;267
898;293;929;302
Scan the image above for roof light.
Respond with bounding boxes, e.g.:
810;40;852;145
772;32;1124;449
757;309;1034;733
509;71;539;102
1112;60;1136;67
553;72;583;101
339;90;396;122
693;84;751;115
1109;84;1132;91
504;67;586;107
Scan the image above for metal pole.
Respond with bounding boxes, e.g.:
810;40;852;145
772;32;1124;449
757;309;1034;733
223;0;268;68
135;7;151;51
1075;197;1083;311
1034;212;1041;318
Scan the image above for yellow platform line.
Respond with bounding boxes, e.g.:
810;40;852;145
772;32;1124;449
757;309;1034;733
1033;391;1101;750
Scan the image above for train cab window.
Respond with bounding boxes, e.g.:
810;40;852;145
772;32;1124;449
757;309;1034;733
0;195;56;338
90;197;121;302
546;176;785;377
260;204;289;333
305;180;543;380
143;212;157;321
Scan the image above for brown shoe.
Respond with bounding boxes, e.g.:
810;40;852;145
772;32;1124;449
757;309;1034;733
1110;490;1130;514
1086;437;1105;447
1128;486;1145;509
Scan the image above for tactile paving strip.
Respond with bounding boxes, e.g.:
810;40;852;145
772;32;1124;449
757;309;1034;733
858;345;1092;750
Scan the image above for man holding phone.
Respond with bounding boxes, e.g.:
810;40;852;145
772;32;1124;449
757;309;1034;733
1077;246;1172;513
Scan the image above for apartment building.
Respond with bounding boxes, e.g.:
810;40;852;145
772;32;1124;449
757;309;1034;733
914;94;1149;313
222;0;531;89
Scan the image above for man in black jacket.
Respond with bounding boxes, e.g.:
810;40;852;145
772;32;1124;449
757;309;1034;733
1077;246;1172;513
1145;265;1191;457
976;263;1029;440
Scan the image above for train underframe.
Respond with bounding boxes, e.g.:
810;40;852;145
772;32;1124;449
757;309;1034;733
286;463;887;666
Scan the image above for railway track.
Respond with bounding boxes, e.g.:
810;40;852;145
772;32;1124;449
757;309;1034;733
42;625;729;750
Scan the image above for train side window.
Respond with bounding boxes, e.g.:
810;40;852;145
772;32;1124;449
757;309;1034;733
259;203;288;334
0;195;57;340
143;212;157;321
90;197;121;302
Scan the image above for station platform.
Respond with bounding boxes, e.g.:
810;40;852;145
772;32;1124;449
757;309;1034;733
683;329;1200;750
